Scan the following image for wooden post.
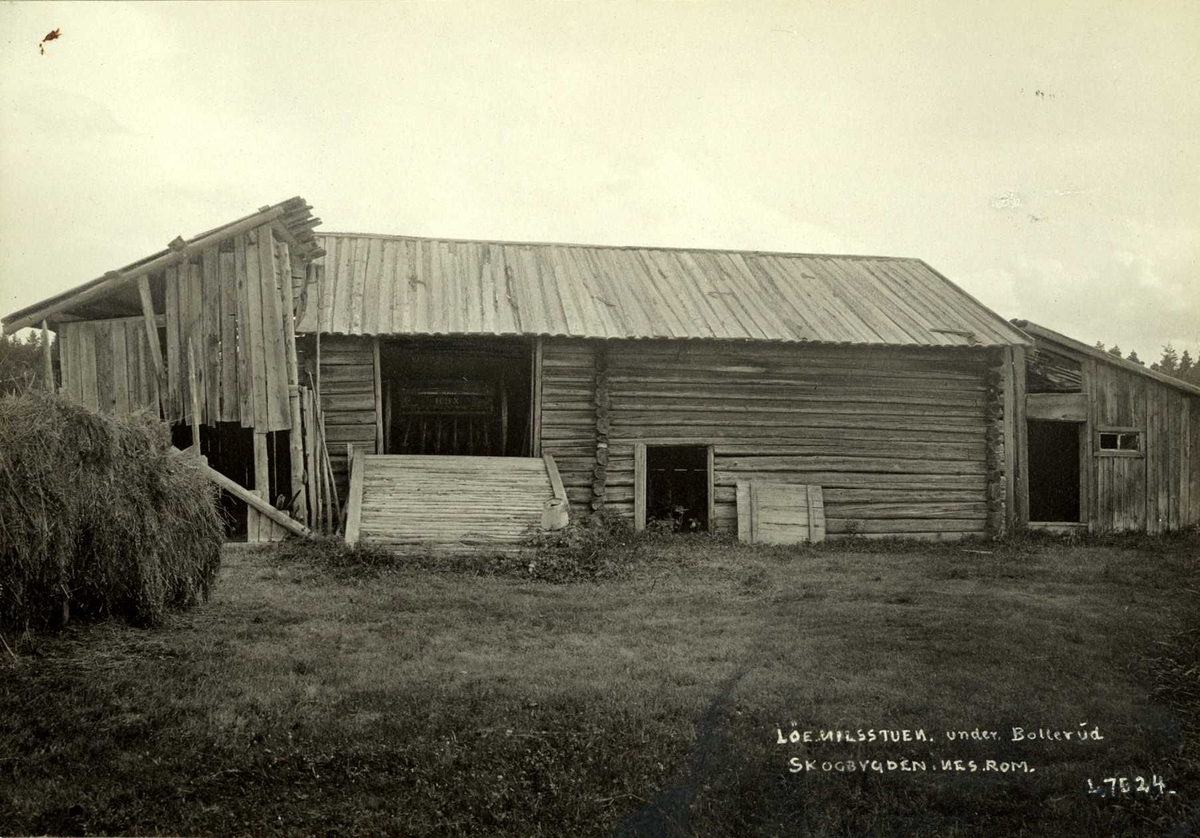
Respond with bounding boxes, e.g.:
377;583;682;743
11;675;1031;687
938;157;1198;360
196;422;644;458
1002;346;1017;533
706;444;716;534
373;337;384;454
344;446;365;545
250;430;270;542
41;320;53;393
187;338;202;450
304;387;320;530
634;442;647;531
1013;346;1029;528
531;337;543;457
278;240;307;524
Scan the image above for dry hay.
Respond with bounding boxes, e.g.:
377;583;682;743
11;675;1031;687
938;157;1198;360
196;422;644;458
0;391;222;631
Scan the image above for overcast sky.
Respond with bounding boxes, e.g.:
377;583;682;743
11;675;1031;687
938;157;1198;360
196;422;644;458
1;1;1196;360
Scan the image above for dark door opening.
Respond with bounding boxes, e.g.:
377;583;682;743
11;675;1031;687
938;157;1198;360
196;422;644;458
380;337;532;456
646;445;710;531
1027;420;1081;522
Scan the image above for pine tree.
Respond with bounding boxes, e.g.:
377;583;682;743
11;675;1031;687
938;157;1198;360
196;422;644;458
1157;344;1179;375
1108;345;1122;357
1179;350;1194;377
1094;341;1106;352
1127;350;1144;366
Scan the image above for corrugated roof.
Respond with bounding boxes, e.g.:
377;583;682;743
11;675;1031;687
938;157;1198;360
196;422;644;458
297;233;1029;348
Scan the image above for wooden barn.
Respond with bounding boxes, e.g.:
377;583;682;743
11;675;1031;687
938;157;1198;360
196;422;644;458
1011;320;1200;534
7;198;1194;548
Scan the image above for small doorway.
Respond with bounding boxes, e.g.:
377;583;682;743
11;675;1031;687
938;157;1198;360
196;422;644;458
1027;420;1082;523
640;445;712;532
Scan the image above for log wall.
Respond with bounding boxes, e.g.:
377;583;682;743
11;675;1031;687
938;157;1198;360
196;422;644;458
314;335;378;502
540;340;602;516
541;338;998;539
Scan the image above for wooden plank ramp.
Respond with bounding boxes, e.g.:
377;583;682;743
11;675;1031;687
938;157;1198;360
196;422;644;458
349;455;562;554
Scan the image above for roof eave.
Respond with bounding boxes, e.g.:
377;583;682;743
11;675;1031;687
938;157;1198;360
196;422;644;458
1015;319;1200;398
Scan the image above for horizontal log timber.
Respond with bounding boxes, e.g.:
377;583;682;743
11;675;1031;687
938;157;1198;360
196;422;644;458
716;456;987;474
1026;392;1088;422
825;518;986;534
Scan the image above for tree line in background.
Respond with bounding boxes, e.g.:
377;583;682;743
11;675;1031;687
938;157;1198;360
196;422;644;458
1094;340;1200;388
0;331;56;396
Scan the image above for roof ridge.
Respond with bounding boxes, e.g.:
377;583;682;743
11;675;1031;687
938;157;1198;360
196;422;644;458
315;230;925;263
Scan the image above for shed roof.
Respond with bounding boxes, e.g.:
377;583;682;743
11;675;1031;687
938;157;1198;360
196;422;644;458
2;197;322;333
1015;319;1200;397
297;233;1029;348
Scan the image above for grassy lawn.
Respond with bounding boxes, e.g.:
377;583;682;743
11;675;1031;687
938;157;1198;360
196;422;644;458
2;533;1197;836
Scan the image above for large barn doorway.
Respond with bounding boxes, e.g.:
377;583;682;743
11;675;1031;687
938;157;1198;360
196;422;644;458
1027;420;1082;523
378;337;533;457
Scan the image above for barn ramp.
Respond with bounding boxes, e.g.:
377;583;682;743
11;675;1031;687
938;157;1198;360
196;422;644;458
344;453;568;553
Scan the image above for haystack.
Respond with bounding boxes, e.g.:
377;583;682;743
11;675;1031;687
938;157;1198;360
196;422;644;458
0;392;222;631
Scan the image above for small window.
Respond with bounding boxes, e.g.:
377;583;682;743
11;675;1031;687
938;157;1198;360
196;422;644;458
1097;430;1140;455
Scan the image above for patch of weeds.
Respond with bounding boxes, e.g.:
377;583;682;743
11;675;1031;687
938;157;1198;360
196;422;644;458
517;510;646;583
273;537;402;576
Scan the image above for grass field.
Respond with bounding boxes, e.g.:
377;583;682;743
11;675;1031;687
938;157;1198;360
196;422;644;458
1;533;1197;836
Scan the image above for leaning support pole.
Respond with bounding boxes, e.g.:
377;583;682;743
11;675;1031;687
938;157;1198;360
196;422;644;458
277;240;308;524
172;447;312;538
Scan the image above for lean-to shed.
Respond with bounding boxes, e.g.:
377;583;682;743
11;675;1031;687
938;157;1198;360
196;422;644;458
1013;320;1200;533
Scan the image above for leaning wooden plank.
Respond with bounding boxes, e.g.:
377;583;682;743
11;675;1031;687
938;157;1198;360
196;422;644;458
303;387;320;529
344;447;366;545
543;453;568;502
136;275;166;408
633;442;646;531
279;240;307;524
174;449;312;538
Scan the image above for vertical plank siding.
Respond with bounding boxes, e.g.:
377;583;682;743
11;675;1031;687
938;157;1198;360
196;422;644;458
1069;350;1200;533
54;227;307;437
58;319;160;415
542;338;995;538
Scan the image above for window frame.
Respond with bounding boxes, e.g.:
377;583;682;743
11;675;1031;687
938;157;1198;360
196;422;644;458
1095;426;1143;458
634;442;715;533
